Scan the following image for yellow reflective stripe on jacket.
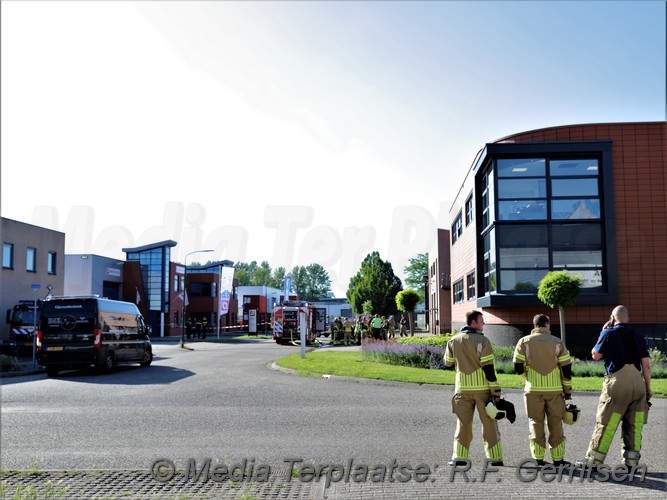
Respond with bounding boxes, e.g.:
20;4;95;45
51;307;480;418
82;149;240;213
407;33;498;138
558;353;571;364
479;353;494;364
455;367;493;392
524;366;564;392
514;352;526;362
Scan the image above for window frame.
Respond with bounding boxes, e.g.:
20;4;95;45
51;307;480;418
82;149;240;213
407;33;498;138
26;247;37;272
3;243;14;269
47;251;57;275
453;279;464;304
451;211;463;244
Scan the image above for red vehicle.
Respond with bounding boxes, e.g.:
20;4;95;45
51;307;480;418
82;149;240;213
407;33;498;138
272;302;319;345
5;300;41;354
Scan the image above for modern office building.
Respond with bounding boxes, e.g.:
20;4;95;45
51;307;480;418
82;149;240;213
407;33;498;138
1;218;65;340
123;240;178;337
64;254;125;299
449;122;666;353
185;260;238;336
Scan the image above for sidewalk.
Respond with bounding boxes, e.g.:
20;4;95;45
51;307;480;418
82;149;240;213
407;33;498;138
1;463;665;499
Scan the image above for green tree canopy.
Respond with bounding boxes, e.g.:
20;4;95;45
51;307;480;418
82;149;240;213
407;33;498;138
289;264;332;302
233;262;331;301
537;271;582;345
403;253;428;301
346;251;403;316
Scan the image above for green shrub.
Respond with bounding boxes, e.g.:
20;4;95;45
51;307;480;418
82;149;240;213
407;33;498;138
649;347;667;365
493;344;515;361
396;333;454;348
0;355;21;373
571;361;607;378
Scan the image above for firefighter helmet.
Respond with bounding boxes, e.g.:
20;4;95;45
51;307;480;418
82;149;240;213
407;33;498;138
485;397;516;423
563;403;580;425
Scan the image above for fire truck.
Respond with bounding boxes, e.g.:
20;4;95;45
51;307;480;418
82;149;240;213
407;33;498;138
272;302;320;345
5;300;42;354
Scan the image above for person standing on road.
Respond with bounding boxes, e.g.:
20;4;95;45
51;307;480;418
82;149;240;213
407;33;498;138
444;310;504;466
513;314;573;466
576;305;651;469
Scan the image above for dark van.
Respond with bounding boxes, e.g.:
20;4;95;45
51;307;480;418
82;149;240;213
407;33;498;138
37;296;152;377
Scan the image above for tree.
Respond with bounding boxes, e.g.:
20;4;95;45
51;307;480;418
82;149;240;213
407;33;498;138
403;253;429;301
288;264;332;301
362;300;373;317
396;289;421;336
346;251;403;316
234;261;257;286
537;271;582;346
270;267;287;289
251;261;272;286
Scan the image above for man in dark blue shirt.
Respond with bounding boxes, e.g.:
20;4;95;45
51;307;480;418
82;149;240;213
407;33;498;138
577;305;651;469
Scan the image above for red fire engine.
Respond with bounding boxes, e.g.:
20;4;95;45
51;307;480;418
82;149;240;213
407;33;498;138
272;302;319;345
5;300;42;353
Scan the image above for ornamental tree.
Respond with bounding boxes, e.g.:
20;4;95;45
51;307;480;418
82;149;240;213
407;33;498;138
537;271;582;346
396;288;421;336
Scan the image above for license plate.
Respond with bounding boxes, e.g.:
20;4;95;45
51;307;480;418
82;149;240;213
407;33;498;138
47;346;63;351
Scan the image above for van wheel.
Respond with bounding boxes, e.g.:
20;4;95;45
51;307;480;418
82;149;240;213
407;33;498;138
46;367;59;377
98;352;114;373
140;350;152;367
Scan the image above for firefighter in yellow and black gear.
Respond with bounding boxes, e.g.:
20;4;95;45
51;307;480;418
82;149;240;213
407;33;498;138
576;305;651;469
513;313;572;466
444;310;503;466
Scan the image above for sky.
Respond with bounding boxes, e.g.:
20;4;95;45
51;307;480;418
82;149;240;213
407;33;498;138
1;1;665;296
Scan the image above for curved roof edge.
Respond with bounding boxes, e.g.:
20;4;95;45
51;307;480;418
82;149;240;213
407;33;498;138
122;240;178;253
492;120;665;143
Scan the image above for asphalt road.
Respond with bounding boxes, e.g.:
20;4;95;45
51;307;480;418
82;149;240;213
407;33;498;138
1;340;665;495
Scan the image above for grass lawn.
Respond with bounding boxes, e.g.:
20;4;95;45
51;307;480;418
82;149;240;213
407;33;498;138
276;350;666;397
189;334;274;343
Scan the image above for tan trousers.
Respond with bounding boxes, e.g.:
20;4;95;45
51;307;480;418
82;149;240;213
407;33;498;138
451;391;502;460
585;364;647;466
524;392;566;461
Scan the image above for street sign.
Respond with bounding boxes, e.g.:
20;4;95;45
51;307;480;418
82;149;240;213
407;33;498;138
31;284;41;289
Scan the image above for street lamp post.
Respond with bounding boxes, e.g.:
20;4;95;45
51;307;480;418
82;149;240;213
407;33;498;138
180;249;214;348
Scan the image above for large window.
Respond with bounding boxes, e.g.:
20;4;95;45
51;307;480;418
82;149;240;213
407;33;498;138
481;170;494;229
3;243;13;269
452;211;463;244
466;271;476;300
126;246;171;312
478;151;608;299
465;193;474;226
26;248;36;272
453;279;464;304
497;159;547;221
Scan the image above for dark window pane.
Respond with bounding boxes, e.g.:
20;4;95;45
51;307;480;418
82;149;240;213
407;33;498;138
497;225;548;247
552;224;601;248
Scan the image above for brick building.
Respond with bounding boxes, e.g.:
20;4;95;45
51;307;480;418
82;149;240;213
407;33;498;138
449;122;666;354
